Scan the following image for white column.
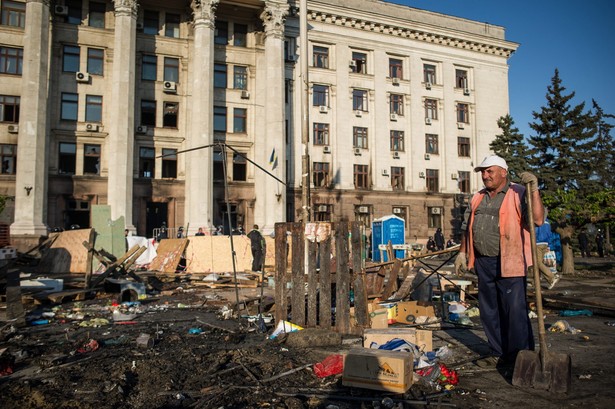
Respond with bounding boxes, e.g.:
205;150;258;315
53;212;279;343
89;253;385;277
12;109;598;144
107;0;137;228
186;0;219;236
257;0;288;234
11;0;51;237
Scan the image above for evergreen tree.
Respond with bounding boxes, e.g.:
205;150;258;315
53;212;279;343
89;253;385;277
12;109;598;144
590;100;615;189
491;114;529;182
527;69;598;274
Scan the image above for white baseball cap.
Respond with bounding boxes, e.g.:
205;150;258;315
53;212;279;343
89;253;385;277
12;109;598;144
474;155;508;172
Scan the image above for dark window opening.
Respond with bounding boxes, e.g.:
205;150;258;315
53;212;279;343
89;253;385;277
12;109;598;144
59;142;76;175
141;100;156;126
232;153;246;181
139;147;155;178
161;148;177;178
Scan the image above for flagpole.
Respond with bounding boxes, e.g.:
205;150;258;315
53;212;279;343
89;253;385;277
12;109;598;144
300;0;311;223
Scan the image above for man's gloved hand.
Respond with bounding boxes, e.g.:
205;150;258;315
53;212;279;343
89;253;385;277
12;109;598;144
520;172;538;192
454;252;468;276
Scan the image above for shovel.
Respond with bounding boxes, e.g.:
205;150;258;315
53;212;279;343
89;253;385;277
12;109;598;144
512;182;572;393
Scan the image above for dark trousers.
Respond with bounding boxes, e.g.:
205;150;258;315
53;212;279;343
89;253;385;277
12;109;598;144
251;249;263;272
475;255;534;360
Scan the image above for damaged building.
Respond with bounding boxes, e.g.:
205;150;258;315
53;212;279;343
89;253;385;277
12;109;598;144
0;0;517;249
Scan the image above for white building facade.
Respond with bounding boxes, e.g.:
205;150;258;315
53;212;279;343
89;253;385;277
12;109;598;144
0;0;517;249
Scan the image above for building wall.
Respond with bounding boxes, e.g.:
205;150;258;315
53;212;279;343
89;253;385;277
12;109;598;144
0;0;517;242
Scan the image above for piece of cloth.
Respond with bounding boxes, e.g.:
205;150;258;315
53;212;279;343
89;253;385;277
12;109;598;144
475;255;534;360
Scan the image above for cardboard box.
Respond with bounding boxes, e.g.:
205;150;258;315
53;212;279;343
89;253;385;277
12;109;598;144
369;308;389;329
363;328;433;352
342;348;413;393
391;301;436;325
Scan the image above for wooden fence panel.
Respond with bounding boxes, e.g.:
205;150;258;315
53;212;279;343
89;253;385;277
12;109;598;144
351;222;369;329
335;221;350;333
274;223;288;325
291;222;306;326
319;236;332;328
307;239;318;327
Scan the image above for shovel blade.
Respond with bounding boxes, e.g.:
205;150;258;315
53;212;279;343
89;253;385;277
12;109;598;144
512;349;572;393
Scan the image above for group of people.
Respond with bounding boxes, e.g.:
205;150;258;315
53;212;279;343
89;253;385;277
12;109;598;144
578;229;607;258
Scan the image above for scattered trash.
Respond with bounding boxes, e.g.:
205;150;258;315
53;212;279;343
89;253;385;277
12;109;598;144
579;374;592;380
605;321;615;327
29;319;50;326
416;363;458;388
269;320;303;339
113;310;138;322
188;328;203;335
136;333;154;348
79;318;110;327
560;309;593;317
244;314;274;325
549;320;580;334
76;339;99;354
313;354;344;378
0;348;14;376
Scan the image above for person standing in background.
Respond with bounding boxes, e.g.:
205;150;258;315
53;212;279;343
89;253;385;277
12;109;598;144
247;225;266;272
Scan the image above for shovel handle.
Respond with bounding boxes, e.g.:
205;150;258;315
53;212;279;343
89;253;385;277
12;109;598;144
525;183;548;363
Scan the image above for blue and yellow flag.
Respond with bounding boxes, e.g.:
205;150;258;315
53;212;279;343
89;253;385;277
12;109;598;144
269;148;278;170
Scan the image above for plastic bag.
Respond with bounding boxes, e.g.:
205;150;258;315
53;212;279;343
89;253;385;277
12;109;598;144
313;354;343;378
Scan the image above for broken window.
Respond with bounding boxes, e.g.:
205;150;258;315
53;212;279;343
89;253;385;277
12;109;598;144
139;147;155;178
83;144;100;175
163;102;178;128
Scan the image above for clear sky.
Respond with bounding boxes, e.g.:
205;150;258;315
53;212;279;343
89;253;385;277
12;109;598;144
386;0;615;139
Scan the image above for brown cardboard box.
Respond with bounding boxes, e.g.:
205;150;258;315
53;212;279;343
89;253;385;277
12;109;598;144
369;308;389;329
363;328;433;352
391;301;436;325
342;348;413;393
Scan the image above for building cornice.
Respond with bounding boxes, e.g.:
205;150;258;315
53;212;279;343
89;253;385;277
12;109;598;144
304;6;518;58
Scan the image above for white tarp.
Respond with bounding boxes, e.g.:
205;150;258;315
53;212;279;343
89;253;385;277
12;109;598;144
126;236;157;266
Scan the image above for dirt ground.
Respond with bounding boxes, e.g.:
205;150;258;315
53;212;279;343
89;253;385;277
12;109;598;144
1;257;614;409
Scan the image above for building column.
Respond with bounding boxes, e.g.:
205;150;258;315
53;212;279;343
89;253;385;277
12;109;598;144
186;0;219;236
257;0;288;234
107;0;138;229
11;0;51;244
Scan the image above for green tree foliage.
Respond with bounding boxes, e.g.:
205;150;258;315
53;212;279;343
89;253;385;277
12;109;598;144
527;69;613;272
491;114;529;182
590;100;615;189
527;69;596;194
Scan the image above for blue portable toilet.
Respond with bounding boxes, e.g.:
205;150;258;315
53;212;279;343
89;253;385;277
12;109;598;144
371;215;406;262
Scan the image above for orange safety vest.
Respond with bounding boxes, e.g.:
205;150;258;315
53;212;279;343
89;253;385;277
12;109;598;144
466;183;533;278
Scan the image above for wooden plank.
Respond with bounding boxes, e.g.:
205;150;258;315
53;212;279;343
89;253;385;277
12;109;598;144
306;239;318;327
382;259;402;300
291;222;305;326
392;263;415;300
319;237;332;329
335;221;350;333
149;239;189;273
84;229;95;288
351;222;369;329
37;229;94;274
274;223;288;325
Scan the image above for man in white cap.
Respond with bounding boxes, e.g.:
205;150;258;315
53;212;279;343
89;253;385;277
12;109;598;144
455;155;544;368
